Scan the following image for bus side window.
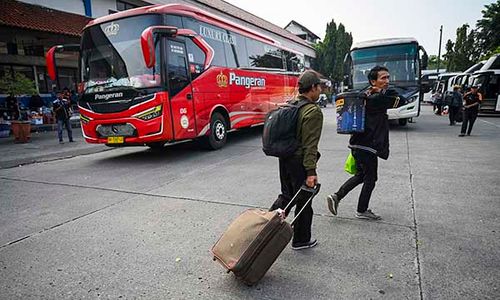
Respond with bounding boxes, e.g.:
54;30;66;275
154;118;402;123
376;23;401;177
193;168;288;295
185;38;206;80
182;17;226;67
167;41;189;97
233;33;249;67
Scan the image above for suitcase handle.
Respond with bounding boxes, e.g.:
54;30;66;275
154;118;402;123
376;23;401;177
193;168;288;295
282;183;320;225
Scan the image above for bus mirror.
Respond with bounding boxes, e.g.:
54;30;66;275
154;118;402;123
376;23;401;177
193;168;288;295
45;44;80;80
422;53;429;70
141;26;178;68
419;46;428;70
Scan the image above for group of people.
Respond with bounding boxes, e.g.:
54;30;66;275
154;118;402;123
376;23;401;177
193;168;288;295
443;85;483;136
270;66;398;250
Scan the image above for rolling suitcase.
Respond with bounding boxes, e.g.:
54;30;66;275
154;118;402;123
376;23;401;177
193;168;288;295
211;184;320;285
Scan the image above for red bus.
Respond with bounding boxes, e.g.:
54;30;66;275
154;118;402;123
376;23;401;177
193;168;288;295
46;4;306;149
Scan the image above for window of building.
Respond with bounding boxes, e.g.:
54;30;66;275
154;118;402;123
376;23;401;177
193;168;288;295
116;1;137;11
7;43;18;55
23;45;44;57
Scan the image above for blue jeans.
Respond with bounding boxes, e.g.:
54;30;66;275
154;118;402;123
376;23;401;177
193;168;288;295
57;118;73;142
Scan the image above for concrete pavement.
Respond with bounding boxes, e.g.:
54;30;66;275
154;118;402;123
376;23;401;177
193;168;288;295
0;104;499;299
0;125;111;169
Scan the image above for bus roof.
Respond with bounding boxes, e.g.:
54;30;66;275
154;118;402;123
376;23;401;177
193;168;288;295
351;37;418;50
85;3;307;54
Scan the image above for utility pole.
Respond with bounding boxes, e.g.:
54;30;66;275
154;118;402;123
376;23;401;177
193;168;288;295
437;25;443;73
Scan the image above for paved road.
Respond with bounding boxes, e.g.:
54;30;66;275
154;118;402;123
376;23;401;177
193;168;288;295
1;105;499;299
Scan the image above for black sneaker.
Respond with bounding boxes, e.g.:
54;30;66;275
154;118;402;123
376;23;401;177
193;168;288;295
291;239;317;250
355;209;382;220
326;194;340;215
458;134;465;137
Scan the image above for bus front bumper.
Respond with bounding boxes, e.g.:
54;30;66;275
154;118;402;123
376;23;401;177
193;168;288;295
387;102;419;120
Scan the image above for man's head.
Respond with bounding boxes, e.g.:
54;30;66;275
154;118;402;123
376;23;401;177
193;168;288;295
56;92;63;99
453;85;461;91
298;70;323;101
471;85;479;93
368;66;390;90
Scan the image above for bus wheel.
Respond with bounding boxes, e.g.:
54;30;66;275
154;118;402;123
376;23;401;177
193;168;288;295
398;118;408;126
206;112;227;150
146;142;165;150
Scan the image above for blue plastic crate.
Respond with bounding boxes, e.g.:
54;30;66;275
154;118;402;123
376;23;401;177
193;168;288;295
336;92;365;134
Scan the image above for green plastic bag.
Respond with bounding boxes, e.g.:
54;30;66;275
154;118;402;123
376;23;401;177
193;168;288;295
344;153;357;175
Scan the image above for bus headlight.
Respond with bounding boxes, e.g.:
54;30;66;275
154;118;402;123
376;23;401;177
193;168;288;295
407;95;418;103
134;105;162;121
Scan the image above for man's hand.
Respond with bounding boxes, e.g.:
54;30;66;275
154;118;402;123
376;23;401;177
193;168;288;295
306;175;317;188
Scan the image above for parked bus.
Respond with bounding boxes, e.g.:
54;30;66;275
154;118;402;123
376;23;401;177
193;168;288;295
470;55;500;113
421;71;440;103
344;38;428;126
46;4;306;149
470;70;500;113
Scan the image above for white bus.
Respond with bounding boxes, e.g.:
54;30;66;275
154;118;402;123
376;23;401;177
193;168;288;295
344;38;428;126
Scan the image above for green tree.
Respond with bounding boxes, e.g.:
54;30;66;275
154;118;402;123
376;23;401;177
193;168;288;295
476;0;500;56
313;19;352;84
0;70;37;96
332;23;353;82
443;24;479;72
427;55;440;70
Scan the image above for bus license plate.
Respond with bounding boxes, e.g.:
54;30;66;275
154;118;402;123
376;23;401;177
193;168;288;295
107;136;124;144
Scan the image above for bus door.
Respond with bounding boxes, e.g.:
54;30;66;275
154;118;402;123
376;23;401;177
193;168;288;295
166;38;197;140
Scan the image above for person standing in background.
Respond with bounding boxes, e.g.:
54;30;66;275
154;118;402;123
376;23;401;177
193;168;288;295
459;85;482;136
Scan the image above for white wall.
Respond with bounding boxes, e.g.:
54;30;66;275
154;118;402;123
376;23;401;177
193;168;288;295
18;0;86;16
91;0;118;18
18;0;118;18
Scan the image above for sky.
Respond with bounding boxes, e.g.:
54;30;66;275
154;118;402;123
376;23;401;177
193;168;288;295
223;0;495;56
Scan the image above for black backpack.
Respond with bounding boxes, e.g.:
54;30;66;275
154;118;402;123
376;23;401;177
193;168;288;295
262;100;311;158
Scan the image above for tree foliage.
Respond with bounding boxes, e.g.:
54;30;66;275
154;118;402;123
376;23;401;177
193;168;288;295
0;70;37;96
313;19;352;83
443;24;481;72
443;1;500;68
476;0;500;57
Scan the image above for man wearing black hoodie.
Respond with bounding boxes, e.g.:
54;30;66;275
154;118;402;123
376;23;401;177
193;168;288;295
327;66;400;220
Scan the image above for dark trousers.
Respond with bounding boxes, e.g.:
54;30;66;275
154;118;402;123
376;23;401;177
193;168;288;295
448;106;460;124
270;156;313;244
336;149;378;213
57;118;73;142
461;110;478;135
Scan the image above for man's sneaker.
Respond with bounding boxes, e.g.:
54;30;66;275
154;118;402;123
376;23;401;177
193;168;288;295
326;194;340;215
59;141;64;144
458;133;465;137
291;239;317;250
355;209;382;220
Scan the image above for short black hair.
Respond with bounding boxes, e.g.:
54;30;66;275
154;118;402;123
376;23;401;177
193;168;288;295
299;83;319;94
368;65;389;84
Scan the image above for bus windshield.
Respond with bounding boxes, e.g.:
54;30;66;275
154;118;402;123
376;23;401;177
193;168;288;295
351;43;419;90
81;15;162;94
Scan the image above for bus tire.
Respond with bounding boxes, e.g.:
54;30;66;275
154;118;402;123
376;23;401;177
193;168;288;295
205;112;227;150
398;118;408;126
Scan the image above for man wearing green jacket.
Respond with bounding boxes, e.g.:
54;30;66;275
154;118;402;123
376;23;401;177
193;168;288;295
270;70;324;250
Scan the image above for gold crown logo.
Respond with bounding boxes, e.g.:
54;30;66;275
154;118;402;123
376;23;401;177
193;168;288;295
216;71;228;88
